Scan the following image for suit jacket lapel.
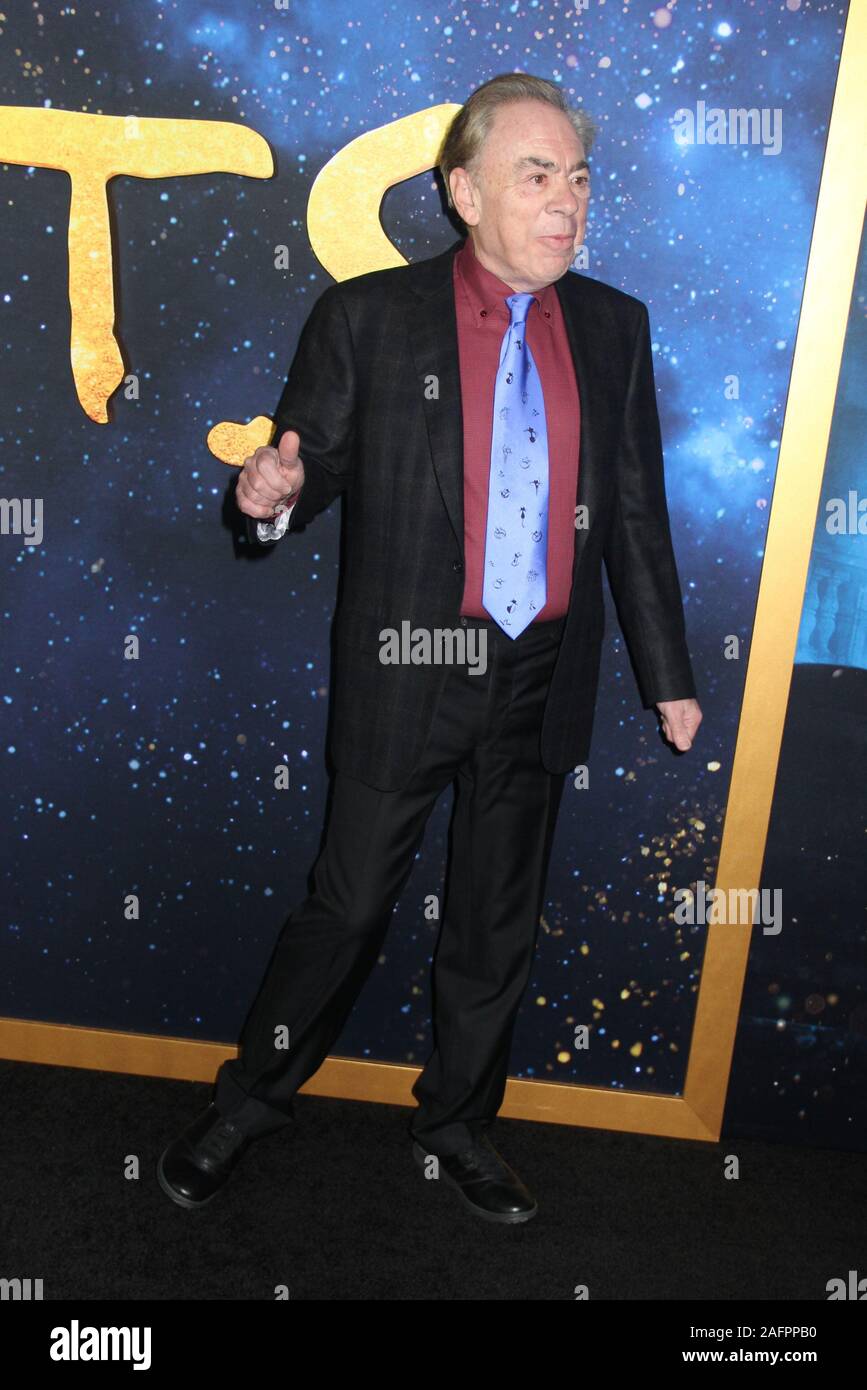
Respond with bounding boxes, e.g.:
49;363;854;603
407;239;466;555
553;271;608;582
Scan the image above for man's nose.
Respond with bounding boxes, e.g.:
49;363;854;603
548;176;583;214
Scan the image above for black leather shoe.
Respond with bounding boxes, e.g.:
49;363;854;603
157;1104;252;1209
412;1133;538;1223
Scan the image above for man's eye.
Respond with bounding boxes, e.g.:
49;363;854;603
530;173;589;187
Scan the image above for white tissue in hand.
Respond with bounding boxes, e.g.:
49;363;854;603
255;501;294;543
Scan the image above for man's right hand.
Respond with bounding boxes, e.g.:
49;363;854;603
235;429;305;519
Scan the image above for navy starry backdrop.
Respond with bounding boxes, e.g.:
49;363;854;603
1;0;862;1149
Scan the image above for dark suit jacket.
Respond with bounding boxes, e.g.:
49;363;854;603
242;236;696;790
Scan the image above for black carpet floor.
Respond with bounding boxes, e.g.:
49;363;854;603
2;1057;864;1302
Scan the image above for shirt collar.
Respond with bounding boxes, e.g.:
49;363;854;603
455;235;557;329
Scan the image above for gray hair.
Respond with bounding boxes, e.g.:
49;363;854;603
438;73;597;218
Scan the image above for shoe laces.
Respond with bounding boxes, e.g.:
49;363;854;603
455;1136;509;1182
199;1118;244;1164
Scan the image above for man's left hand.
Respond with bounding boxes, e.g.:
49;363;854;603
656;698;703;751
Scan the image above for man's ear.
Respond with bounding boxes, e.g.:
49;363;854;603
450;167;481;227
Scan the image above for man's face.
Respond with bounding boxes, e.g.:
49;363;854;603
449;99;590;292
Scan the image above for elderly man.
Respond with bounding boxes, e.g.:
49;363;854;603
159;73;701;1223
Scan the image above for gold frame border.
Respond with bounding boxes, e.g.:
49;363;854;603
2;5;865;1144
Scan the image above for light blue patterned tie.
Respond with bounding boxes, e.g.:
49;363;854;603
482;292;549;638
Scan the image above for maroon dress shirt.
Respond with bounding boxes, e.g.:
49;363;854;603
453;237;581;622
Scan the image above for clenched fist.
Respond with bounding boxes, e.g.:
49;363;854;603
235;429;305;520
656;697;702;752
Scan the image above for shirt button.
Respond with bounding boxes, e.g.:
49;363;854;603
480;309;488;318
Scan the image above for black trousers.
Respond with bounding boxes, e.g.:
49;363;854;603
213;613;567;1156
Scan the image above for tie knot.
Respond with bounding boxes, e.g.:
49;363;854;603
506;292;535;326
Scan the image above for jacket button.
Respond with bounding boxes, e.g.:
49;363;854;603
453;560;463;572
